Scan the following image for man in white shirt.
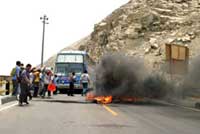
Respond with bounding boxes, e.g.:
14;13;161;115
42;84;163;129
80;70;90;96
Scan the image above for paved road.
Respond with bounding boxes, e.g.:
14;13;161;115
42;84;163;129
0;95;200;134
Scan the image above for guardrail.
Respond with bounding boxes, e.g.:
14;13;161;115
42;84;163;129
0;75;12;96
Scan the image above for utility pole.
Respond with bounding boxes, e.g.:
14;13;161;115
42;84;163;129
40;14;49;68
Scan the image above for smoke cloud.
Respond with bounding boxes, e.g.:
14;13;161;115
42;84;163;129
92;53;200;103
143;74;174;98
94;53;174;98
180;56;200;98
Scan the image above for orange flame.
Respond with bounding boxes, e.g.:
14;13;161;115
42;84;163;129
86;92;143;104
86;92;112;104
95;96;113;104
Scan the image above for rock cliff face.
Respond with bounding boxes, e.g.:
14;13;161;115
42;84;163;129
79;0;200;70
46;0;200;71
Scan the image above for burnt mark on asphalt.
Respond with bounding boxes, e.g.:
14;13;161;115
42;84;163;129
91;123;133;128
33;99;93;104
33;98;171;107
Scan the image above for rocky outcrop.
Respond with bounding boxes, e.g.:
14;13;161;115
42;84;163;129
45;0;200;72
77;0;200;71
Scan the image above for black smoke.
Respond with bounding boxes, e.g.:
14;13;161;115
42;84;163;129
94;53;173;98
180;56;200;98
143;74;174;98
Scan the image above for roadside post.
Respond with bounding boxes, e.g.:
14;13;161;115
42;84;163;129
165;44;189;78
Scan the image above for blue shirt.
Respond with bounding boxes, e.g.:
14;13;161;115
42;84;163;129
53;77;59;86
12;66;21;81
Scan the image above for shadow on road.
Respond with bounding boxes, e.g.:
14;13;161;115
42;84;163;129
110;101;170;107
33;99;94;104
32;98;170;107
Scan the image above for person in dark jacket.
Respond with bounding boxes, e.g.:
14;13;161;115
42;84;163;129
19;64;32;106
68;72;76;96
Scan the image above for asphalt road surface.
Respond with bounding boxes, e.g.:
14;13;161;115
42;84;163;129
0;95;200;134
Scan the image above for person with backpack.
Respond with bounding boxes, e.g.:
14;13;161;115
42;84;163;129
10;61;21;96
19;64;32;106
80;70;90;96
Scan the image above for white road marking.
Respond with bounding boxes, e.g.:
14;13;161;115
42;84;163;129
0;102;18;112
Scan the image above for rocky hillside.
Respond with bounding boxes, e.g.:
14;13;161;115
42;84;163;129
46;0;200;71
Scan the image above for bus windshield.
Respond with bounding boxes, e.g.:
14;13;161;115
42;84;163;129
57;54;83;63
56;63;83;76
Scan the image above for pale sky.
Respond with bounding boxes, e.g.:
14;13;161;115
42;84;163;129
0;0;129;75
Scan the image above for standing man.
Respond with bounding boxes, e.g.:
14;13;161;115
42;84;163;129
39;68;45;97
19;64;32;106
53;74;59;95
41;70;52;98
11;61;21;96
33;69;41;97
68;72;76;96
81;70;90;96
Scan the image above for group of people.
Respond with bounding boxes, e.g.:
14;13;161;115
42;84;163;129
11;61;58;106
67;70;90;97
11;60;91;106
